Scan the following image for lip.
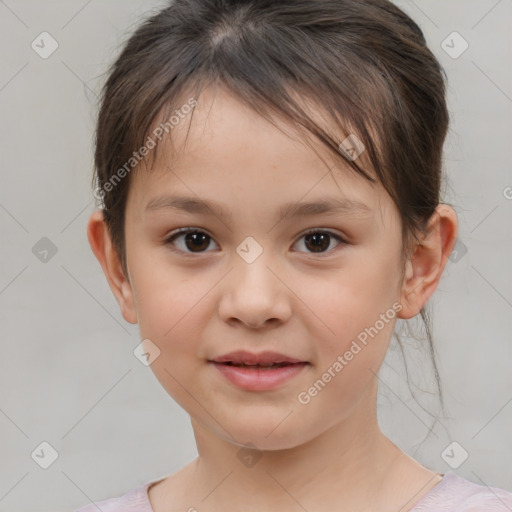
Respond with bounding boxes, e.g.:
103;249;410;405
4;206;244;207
209;350;306;365
208;350;310;391
209;361;309;391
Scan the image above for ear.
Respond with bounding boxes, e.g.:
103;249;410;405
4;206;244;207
86;210;138;324
397;204;458;319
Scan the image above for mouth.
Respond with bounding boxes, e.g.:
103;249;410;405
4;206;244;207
207;351;310;391
217;361;303;369
209;350;308;367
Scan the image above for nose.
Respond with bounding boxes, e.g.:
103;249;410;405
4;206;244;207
217;252;292;330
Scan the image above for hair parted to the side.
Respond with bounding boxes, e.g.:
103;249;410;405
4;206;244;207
91;0;452;433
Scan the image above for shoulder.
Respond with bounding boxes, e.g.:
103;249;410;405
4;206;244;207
456;475;512;512
72;480;158;512
411;472;512;511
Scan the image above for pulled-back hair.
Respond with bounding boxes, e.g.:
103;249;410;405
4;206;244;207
92;0;452;422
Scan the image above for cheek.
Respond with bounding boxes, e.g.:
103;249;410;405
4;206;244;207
302;260;399;345
298;256;400;407
130;263;215;408
129;259;204;349
129;259;229;387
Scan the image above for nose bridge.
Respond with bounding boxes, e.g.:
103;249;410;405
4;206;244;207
233;235;279;296
217;236;291;327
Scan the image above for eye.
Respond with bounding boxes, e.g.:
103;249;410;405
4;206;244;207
164;227;346;256
293;229;346;255
164;228;219;255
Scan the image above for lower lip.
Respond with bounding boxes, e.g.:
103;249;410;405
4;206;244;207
210;362;309;391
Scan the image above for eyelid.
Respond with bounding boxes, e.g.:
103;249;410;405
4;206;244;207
299;228;348;244
163;226;348;256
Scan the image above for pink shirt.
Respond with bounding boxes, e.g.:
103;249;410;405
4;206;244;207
74;471;512;511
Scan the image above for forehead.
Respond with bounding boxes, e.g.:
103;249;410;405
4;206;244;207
126;85;392;226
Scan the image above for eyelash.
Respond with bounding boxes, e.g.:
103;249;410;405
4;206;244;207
163;227;347;257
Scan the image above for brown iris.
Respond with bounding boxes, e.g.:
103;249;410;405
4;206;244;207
303;232;331;253
183;231;210;252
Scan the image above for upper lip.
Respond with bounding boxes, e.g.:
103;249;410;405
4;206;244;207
209;350;306;365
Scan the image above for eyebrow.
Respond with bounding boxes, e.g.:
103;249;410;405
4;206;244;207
144;194;371;221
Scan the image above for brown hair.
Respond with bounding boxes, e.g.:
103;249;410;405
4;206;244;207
92;0;452;424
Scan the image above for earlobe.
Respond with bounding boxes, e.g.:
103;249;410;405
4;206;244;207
397;204;458;319
86;210;138;325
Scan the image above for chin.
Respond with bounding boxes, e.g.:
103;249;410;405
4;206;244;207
224;421;311;452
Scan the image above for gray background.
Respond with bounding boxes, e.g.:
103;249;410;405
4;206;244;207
0;1;511;510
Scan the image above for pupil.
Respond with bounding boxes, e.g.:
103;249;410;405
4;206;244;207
185;232;209;252
305;232;329;253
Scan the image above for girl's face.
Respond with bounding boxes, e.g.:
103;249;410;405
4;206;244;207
115;86;410;449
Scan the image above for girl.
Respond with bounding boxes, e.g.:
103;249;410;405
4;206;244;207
79;0;512;510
